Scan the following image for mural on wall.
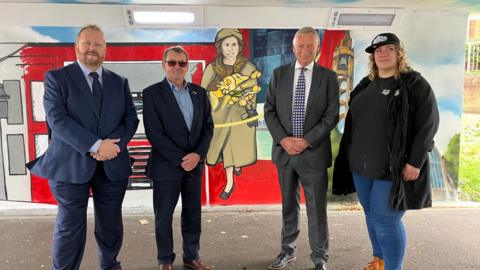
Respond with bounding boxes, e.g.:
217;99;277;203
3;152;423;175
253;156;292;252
201;29;262;201
0;22;464;205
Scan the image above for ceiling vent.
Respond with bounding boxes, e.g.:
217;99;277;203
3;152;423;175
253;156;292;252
328;8;404;30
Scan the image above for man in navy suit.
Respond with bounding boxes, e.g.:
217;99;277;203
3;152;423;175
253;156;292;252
27;25;139;270
142;46;214;270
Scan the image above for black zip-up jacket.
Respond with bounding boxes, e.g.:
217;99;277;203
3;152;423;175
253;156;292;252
333;71;440;210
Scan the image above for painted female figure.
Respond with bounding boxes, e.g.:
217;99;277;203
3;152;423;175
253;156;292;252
201;28;261;200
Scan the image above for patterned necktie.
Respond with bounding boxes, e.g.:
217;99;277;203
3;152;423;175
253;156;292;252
89;72;102;112
292;68;306;137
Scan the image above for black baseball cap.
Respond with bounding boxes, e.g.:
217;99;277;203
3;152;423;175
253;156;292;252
365;33;400;54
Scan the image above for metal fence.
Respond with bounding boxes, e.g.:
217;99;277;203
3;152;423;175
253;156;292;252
466;41;480;72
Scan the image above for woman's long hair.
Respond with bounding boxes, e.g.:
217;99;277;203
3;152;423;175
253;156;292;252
368;44;412;80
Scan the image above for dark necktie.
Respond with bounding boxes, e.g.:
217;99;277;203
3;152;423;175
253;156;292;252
89;72;102;112
292;68;306;137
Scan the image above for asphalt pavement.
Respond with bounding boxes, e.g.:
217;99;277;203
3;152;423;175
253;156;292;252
0;203;479;270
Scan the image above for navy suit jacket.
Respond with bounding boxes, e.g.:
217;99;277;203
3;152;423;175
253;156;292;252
142;79;213;181
27;62;139;183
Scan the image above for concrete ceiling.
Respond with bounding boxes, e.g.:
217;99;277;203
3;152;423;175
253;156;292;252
0;0;478;13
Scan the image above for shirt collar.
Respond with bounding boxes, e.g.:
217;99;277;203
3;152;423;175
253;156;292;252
294;61;314;72
166;78;188;92
77;60;102;79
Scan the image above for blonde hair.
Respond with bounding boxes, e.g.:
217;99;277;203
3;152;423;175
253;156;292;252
368;44;411;80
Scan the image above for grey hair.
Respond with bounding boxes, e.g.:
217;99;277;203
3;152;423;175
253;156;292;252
163;45;189;61
293;26;320;46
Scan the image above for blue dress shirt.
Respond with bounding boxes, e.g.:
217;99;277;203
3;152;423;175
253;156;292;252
167;79;194;131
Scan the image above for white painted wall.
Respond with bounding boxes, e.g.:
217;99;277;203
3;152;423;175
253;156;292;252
0;48;31;201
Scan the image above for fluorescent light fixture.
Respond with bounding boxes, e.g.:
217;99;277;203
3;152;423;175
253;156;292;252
124;5;204;28
338;14;395;26
133;11;195;25
328;8;404;30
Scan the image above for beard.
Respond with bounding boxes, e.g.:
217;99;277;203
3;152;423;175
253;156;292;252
84;52;103;66
75;49;103;66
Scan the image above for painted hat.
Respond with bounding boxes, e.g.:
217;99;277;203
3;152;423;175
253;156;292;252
215;28;243;43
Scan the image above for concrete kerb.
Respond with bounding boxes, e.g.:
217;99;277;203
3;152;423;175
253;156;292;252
1;199;479;217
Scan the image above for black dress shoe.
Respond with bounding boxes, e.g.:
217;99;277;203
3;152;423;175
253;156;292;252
268;253;296;269
220;181;235;200
315;263;327;270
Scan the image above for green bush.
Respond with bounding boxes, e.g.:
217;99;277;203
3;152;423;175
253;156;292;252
459;115;480;201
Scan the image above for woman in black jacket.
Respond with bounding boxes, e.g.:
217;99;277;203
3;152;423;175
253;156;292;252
332;33;439;270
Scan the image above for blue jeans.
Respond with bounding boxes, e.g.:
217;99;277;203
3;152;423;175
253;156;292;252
353;173;406;270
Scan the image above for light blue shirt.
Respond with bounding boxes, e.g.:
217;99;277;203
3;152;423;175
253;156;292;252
77;60;103;153
77;60;103;92
167;79;194;131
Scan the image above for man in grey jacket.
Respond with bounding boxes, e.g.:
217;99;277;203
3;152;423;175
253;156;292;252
264;26;339;270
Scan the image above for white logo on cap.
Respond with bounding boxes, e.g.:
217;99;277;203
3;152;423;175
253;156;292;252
373;35;387;45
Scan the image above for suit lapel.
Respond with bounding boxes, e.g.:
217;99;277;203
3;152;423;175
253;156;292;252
100;68;113;119
66;62;100;119
188;83;200;133
284;64;295;120
159;79;189;131
306;63;322;114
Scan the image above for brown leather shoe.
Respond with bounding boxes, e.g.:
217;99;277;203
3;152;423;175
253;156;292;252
363;256;384;270
159;263;173;270
184;258;213;270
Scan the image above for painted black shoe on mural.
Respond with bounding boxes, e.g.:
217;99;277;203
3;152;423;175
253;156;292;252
220;181;235;200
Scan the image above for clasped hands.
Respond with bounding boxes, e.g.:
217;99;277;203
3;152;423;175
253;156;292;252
181;153;201;172
280;137;310;156
90;139;121;161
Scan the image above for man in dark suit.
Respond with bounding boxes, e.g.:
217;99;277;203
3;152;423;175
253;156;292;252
142;46;214;270
264;27;339;270
27;25;139;270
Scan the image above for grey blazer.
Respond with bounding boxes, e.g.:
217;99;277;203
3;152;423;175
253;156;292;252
264;62;339;169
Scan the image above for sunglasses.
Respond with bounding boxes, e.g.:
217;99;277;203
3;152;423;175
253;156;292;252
166;60;188;67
